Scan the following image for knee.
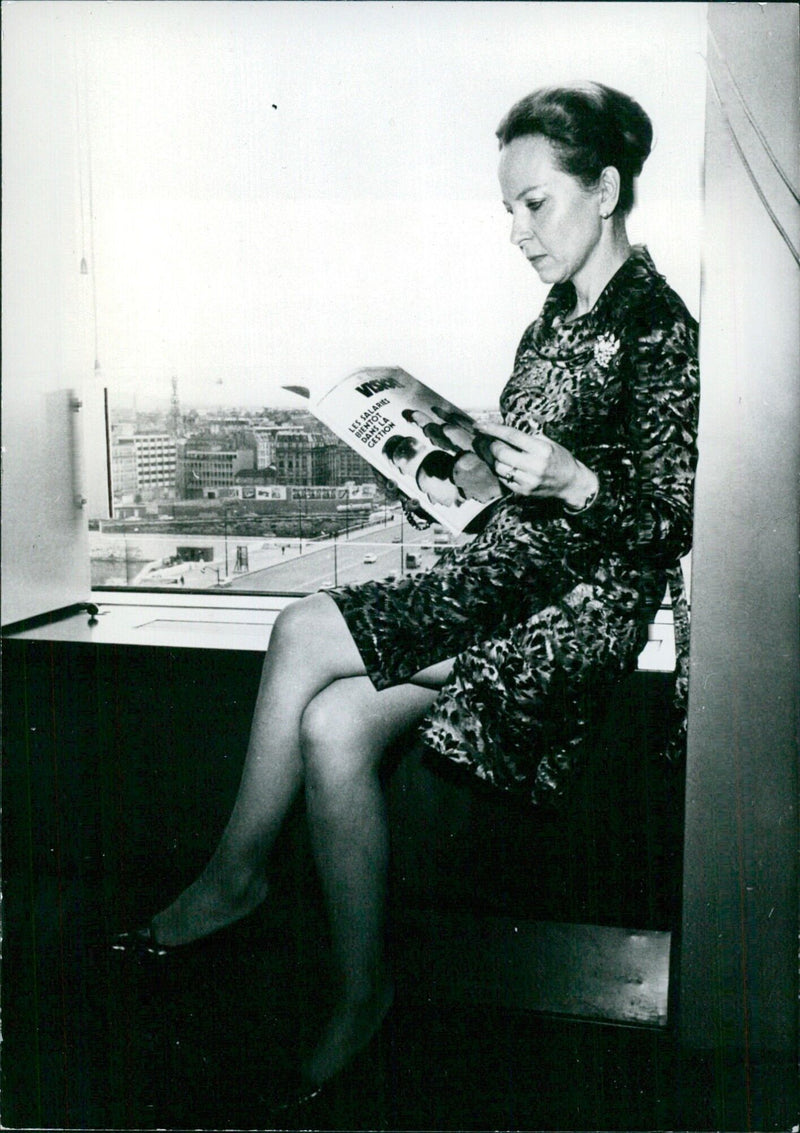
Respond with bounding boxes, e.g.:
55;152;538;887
270;593;329;653
299;687;374;786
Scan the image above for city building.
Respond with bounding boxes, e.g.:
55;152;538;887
110;430;138;500
110;427;178;504
312;441;374;486
272;429;322;485
131;433;178;496
181;445;255;498
252;426;280;471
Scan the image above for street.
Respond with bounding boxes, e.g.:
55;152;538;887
227;521;447;592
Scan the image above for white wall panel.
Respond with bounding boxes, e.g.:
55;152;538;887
681;1;799;1060
2;5;95;623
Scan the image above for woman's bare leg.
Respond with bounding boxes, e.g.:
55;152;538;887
150;593;369;947
298;660;453;1087
145;588;454;1090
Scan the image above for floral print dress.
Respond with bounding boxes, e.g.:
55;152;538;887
328;247;699;807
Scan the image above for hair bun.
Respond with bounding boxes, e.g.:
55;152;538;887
496;82;654;215
604;87;653;178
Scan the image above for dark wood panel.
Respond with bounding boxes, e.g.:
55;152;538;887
394;910;670;1025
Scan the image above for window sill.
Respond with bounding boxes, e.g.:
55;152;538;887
2;590;295;652
3;592;676;668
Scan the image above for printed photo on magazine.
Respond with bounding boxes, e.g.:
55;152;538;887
293;367;504;534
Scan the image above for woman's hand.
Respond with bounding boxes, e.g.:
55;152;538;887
479;422;599;509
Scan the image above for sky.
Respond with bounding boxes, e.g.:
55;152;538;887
55;1;708;410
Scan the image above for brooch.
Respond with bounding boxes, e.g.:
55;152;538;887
593;333;621;368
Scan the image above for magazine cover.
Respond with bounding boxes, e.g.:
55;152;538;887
301;367;504;534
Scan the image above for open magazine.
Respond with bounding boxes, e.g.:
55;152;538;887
286;367;503;534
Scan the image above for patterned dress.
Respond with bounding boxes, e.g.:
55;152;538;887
328;247;699;807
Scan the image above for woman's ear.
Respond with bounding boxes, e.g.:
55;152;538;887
598;166;621;218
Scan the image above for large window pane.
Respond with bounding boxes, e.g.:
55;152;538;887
76;3;705;599
92;395;478;591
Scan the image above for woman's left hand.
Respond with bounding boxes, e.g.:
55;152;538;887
479;422;598;508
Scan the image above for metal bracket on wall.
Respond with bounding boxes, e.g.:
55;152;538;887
69;393;87;508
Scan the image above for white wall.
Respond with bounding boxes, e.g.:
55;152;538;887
681;2;799;1060
2;5;95;624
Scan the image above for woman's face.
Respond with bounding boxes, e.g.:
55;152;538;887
499;134;604;286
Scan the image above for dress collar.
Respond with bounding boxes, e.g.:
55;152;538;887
531;245;660;359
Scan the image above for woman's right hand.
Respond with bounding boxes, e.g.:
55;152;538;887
479;422;598;509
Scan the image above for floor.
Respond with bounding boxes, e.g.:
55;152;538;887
2;639;794;1131
3;870;793;1133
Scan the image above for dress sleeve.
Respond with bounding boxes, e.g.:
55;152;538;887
567;302;700;567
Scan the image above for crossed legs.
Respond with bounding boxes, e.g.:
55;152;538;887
148;591;451;1086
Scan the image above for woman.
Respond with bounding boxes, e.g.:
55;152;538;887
114;83;699;1104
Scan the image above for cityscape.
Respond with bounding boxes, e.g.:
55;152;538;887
92;383;496;592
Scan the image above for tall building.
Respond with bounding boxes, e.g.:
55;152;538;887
110;431;137;499
168;376;182;437
110;427;177;503
132;434;178;496
181;445;255;497
272;429;321;485
252;426;280;471
312;442;374;486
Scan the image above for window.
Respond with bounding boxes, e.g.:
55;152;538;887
93;394;466;591
73;4;704;602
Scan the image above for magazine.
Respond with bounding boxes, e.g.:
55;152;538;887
286;367;503;534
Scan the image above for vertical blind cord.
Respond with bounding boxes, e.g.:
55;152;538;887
707;28;800;206
706;57;800;270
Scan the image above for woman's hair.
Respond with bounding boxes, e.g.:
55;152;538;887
496;82;653;215
415;449;456;486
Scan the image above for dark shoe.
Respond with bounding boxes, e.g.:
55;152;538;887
110;897;273;961
111;923;170;958
267;1069;325;1115
110;922;208;960
265;1006;396;1118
